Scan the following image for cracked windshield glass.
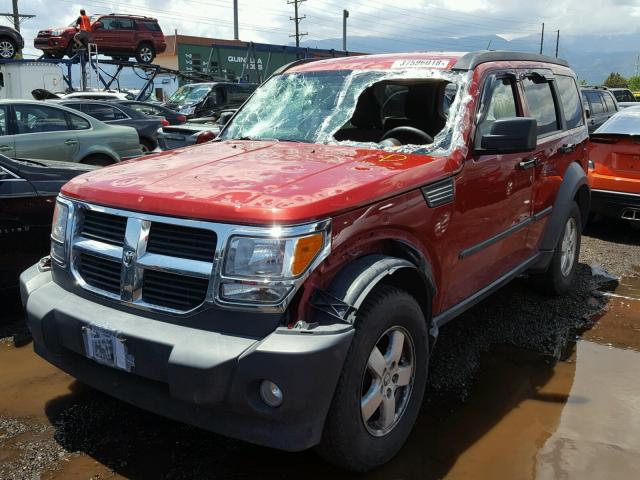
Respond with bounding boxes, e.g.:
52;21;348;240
220;69;469;153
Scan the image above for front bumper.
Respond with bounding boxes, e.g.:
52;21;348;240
34;36;68;51
590;188;640;219
20;263;354;451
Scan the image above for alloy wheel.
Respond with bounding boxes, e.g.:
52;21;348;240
360;326;415;437
140;47;153;63
0;41;15;58
560;217;577;277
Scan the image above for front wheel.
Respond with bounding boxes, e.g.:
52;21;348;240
0;38;17;59
316;285;429;472
531;202;582;295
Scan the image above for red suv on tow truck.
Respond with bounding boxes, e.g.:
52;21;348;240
21;51;590;472
34;14;166;63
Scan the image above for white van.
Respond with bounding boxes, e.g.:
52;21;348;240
0;63;64;99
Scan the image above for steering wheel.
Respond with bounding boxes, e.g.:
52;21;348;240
381;126;433;145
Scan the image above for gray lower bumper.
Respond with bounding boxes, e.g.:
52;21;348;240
20;264;354;451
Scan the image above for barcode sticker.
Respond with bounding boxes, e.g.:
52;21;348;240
391;59;452;70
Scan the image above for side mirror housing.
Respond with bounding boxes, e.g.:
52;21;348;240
218;111;233;125
478;117;537;154
93;21;103;29
585;107;591;118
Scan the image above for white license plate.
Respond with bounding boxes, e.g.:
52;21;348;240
82;326;134;371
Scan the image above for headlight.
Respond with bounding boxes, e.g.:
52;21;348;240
220;231;326;305
50;200;69;264
51;29;65;36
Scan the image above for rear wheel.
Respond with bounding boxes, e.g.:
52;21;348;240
316;285;429;472
0;38;17;59
135;43;155;64
81;154;114;167
531;202;582;295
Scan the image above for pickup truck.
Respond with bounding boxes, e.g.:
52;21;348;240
20;51;590;472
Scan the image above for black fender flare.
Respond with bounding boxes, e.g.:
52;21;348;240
310;254;435;331
539;162;589;252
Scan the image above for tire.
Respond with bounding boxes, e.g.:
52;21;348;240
66;41;82;59
140;138;155;154
316;284;429;472
81;154;114;167
531;201;582;296
135;43;155;64
0;38;17;59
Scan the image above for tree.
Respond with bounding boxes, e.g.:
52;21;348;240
628;75;640;91
603;72;628;88
578;79;588;86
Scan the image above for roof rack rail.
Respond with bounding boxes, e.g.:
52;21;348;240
107;13;156;19
452;50;570;70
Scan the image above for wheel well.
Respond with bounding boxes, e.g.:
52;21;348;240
137;41;154;51
81;153;115;166
574;184;590;230
380;268;433;333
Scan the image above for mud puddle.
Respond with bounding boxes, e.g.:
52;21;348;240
0;267;638;479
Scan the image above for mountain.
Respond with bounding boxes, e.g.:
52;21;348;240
301;31;640;84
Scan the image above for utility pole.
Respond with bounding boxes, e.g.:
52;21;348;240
555;30;560;58
342;9;349;51
0;0;34;33
539;22;545;54
233;0;239;40
288;0;307;48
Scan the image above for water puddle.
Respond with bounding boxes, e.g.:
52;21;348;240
0;267;638;479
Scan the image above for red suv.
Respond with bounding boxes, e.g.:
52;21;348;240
34;14;166;63
21;51;590;472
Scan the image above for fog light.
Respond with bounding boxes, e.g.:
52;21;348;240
259;380;283;407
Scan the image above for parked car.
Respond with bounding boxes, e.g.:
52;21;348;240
0;156;96;290
0;100;140;165
608;88;638;108
34;14;166;63
113;100;187;125
0;25;24;59
21;51;590;472
57;99;163;152
581;86;619;133
157;123;218;150
163;82;257;119
62;91;133;101
589;106;640;226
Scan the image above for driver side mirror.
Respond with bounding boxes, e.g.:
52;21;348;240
584;106;591;118
93;21;103;29
478;117;537;154
218;111;233;126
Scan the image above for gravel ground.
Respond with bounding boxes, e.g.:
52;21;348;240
0;217;637;480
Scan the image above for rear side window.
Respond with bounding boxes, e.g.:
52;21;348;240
555;75;583;129
129;103;161;116
68;113;91;130
585;91;605;115
142;21;161;32
14;104;69;134
522;77;560;136
603;93;617;112
85;104;128;121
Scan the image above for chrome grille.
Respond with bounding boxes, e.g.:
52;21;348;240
147;222;216;262
76;253;121;295
142;270;209;310
80;210;127;246
71;204;218;313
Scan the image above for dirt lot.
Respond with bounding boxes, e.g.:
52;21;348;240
1;217;639;480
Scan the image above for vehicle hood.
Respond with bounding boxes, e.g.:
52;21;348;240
61;141;455;224
40;26;75;35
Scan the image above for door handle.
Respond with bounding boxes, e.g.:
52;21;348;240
518;157;539;170
559;143;576;154
0;144;12;152
64;139;78;146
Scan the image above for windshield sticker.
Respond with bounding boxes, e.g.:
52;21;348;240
391;59;452;70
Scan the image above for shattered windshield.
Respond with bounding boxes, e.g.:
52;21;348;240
168;84;212;105
220;68;471;154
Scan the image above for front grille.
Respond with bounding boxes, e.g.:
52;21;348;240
80;210;127;246
142;270;209;310
77;253;121;295
147;222;216;262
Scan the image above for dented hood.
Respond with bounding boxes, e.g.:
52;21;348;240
61;141;454;224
